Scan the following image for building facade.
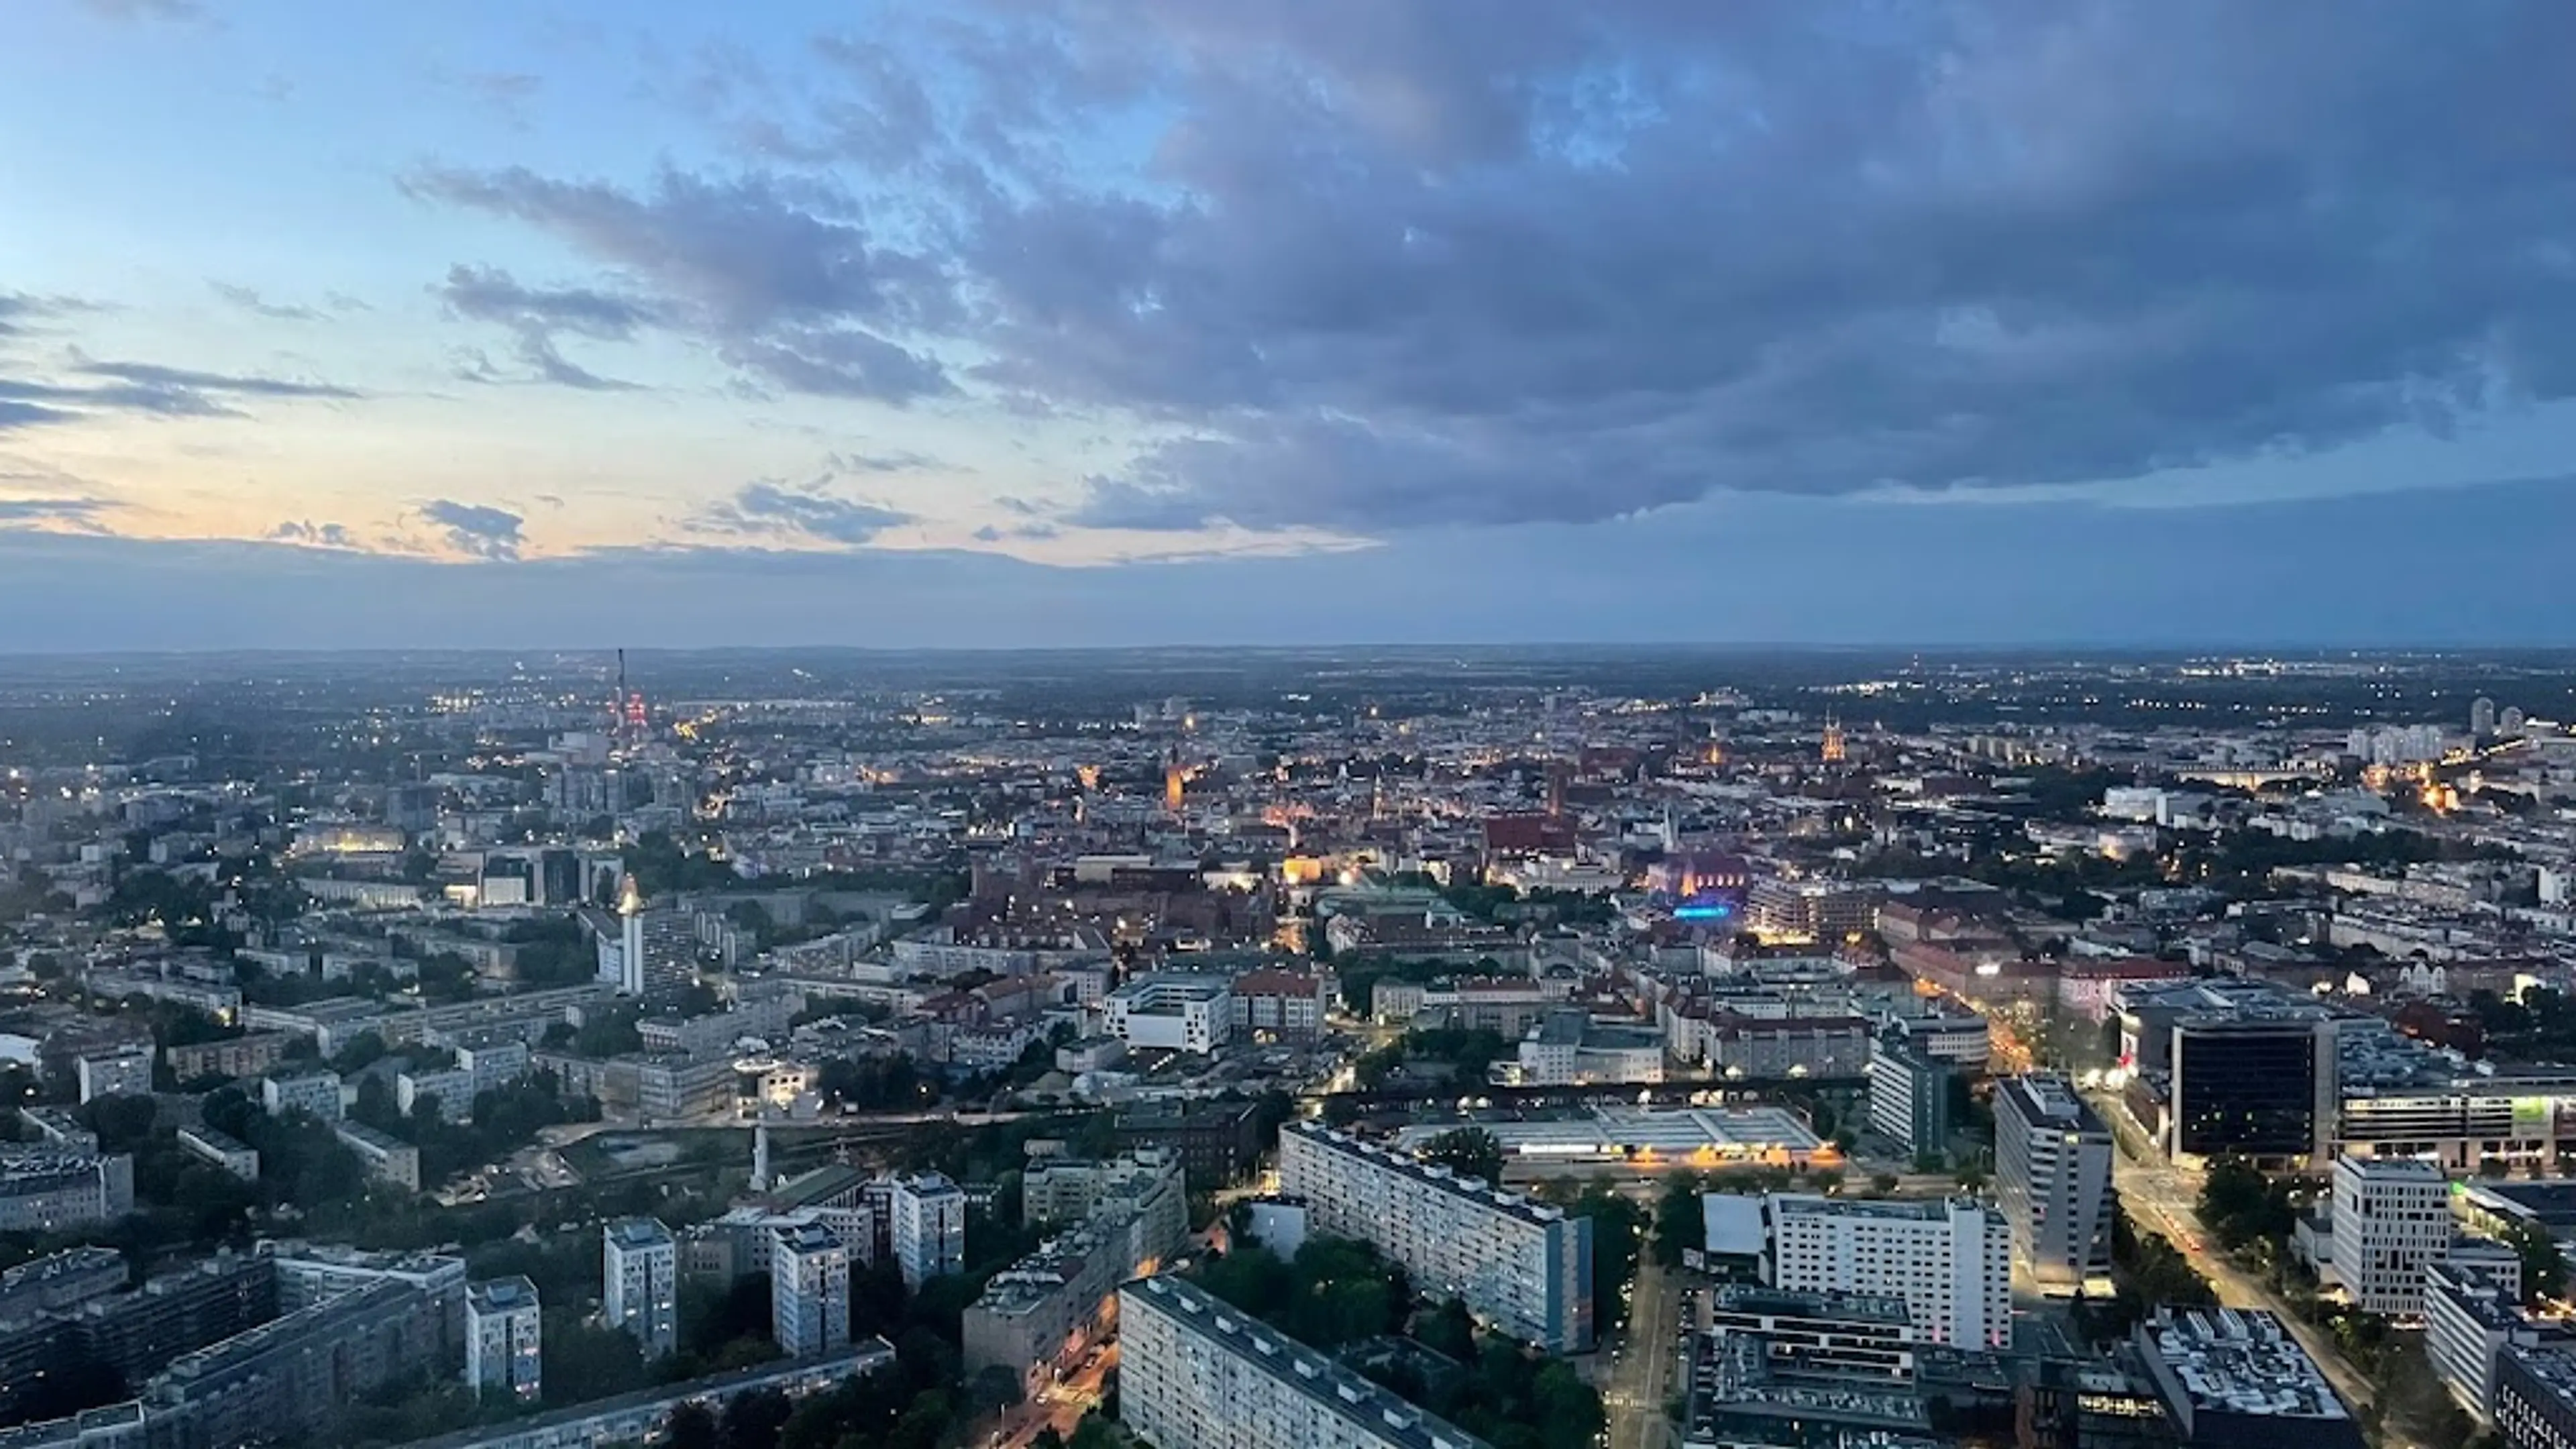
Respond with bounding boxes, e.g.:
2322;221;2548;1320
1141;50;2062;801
1762;1195;2010;1350
1118;1275;1494;1449
466;1277;543;1403
1277;1122;1593;1352
604;1218;678;1358
1995;1073;2114;1297
2328;1157;2451;1318
889;1174;966;1290
770;1222;851;1360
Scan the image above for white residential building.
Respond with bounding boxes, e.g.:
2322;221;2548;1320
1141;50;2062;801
1762;1195;2010;1349
604;1217;678;1358
1119;1275;1493;1449
2330;1157;2452;1317
1994;1073;2114;1296
466;1275;543;1403
889;1173;966;1289
771;1221;852;1360
1102;973;1233;1055
2426;1255;2541;1423
1277;1122;1593;1352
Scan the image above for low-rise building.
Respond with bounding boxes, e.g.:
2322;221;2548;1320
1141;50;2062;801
2134;1308;2361;1449
176;1126;260;1181
333;1120;421;1191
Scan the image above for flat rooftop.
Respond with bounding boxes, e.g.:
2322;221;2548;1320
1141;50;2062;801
1124;1276;1490;1449
2141;1309;2348;1420
1395;1105;1822;1161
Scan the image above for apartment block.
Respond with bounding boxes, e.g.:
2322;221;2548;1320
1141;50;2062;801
1277;1122;1592;1352
1762;1195;2010;1350
1118;1276;1491;1449
604;1218;678;1358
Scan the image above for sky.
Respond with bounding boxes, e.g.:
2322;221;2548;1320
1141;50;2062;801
4;0;2575;649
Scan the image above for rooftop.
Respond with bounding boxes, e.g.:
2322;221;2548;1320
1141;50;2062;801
1711;1285;1912;1330
1126;1276;1491;1449
607;1217;676;1250
1287;1122;1565;1226
468;1275;539;1313
2141;1309;2348;1420
1997;1073;2106;1134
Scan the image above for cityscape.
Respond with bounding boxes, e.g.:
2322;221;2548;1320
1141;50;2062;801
0;649;2570;1449
11;4;2576;1449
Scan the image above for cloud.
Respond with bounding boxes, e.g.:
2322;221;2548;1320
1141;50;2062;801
693;478;912;547
1;357;360;431
209;282;322;321
267;519;359;549
416;499;525;560
404;163;957;402
640;1;2576;534
0;496;113;532
433;264;661;390
0;292;95;339
76;358;358;400
825;448;945;474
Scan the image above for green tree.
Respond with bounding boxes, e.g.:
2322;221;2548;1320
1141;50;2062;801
1420;1127;1505;1186
2504;1218;2568;1305
1652;1173;1707;1268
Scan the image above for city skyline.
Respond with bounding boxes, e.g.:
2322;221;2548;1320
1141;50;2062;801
7;1;2576;649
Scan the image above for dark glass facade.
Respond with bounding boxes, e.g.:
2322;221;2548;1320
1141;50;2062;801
2174;1024;2318;1159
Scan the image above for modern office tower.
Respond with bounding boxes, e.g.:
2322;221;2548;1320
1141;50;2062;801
465;1276;542;1403
603;1218;678;1357
1995;1073;2114;1297
2134;1309;2362;1449
2329;1157;2453;1317
1867;1030;1953;1159
769;1222;851;1360
2167;1016;2338;1167
889;1173;967;1289
1762;1195;2011;1349
1277;1122;1593;1352
1118;1276;1493;1449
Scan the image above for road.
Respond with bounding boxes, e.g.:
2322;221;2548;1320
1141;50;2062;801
1605;1253;1682;1449
989;1343;1116;1449
2092;1095;2377;1415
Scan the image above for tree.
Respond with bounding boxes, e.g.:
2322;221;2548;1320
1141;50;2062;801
2504;1218;2567;1305
1652;1173;1707;1268
718;1387;792;1449
1419;1127;1505;1187
661;1401;718;1449
970;1364;1025;1416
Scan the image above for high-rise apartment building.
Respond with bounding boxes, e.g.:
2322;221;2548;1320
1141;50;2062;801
1276;1122;1593;1352
1118;1275;1493;1449
2330;1157;2452;1317
1762;1195;2010;1349
889;1174;966;1290
603;1218;678;1358
465;1276;541;1403
1867;1031;1953;1159
1995;1073;2114;1297
770;1222;851;1360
